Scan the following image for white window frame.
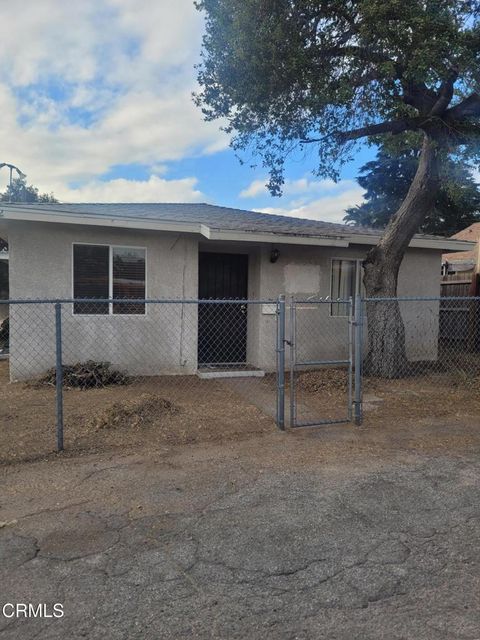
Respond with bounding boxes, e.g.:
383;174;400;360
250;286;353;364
329;257;363;317
72;242;147;316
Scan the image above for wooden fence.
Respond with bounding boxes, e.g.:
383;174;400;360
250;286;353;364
440;271;479;348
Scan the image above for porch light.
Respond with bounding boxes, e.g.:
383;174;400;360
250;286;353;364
270;248;280;263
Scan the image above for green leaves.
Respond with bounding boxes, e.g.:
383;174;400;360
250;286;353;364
344;140;480;234
196;0;480;194
0;177;57;204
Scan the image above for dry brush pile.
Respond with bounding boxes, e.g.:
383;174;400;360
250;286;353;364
36;360;129;389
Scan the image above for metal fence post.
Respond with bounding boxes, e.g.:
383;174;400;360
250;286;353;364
353;294;363;426
276;295;286;430
289;297;296;429
55;302;64;451
347;297;354;422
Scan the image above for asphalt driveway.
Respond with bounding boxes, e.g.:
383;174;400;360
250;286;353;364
1;418;480;639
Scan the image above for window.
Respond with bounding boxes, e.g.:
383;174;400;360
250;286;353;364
112;247;146;315
73;245;109;314
73;244;146;315
330;259;362;316
0;259;8;300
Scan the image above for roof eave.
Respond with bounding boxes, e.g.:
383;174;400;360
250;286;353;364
347;233;476;252
1;206;475;252
0;207;350;247
204;227;349;247
1;207;201;235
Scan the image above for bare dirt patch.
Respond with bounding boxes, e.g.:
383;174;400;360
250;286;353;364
0;360;274;464
2;357;480;465
365;373;480;422
286;366;480;426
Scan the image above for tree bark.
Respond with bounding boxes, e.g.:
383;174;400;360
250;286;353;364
363;134;439;378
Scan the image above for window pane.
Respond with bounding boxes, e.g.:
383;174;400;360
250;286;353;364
331;259;356;316
0;260;8;299
112;247;145;315
73;245;109;314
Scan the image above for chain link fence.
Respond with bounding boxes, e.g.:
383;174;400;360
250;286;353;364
356;296;480;425
288;299;353;428
0;295;479;462
0;298;282;462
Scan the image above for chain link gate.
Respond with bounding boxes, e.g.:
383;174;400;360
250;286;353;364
287;298;355;428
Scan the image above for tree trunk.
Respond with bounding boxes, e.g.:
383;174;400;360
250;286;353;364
363;134;439;378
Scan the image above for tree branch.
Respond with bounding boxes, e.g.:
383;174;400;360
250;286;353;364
314;44;397;66
402;81;437;113
333;116;425;142
301;92;480;147
429;68;458;116
445;92;480;119
300;116;426;145
333;6;358;29
446;120;480;143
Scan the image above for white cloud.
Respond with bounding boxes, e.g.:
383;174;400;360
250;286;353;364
240;176;339;199
255;183;364;224
55;174;205;203
282;177;339;196
239;179;267;199
0;2;100;86
240;175;364;223
0;1;227;199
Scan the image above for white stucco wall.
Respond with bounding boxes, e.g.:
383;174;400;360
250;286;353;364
0;258;8;322
247;244;442;370
8;221;442;379
8;221;199;379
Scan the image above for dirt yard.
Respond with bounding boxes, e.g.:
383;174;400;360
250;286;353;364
0;361;274;464
1;359;480;465
293;367;480;423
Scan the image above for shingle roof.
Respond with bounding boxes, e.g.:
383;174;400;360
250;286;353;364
0;202;450;241
4;202;390;237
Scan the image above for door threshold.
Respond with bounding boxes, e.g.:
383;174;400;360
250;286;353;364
197;367;265;379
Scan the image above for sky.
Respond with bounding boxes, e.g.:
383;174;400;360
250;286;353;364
0;0;375;223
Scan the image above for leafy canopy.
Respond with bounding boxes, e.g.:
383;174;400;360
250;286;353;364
0;177;57;203
195;0;480;194
344;137;480;234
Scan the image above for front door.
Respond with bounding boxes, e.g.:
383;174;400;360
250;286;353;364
198;252;248;366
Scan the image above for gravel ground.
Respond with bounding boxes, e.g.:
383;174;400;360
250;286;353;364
1;417;480;639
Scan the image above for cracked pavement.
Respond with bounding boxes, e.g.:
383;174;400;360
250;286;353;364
1;422;480;639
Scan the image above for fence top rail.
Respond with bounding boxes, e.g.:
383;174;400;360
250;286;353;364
363;295;480;302
2;295;479;305
293;298;352;304
0;297;278;305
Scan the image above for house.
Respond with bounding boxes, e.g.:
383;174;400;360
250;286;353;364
441;222;480;296
0;203;474;380
440;223;480;346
